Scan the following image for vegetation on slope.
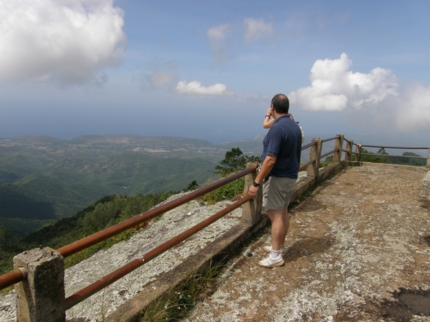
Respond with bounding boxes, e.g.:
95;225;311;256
0;136;220;239
0;191;175;275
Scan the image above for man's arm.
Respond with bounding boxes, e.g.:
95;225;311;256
248;154;277;198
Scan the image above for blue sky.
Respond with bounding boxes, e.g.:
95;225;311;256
0;0;429;143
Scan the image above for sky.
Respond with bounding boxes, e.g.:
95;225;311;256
0;0;429;144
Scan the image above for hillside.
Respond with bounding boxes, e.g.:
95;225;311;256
0;191;175;276
0;135;229;239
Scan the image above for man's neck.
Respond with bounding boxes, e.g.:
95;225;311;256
273;112;288;120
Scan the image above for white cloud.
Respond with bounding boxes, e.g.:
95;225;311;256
175;81;234;96
243;18;273;43
0;0;126;84
394;83;430;132
207;23;231;62
207;23;230;41
290;53;430;133
148;71;176;87
289;53;399;111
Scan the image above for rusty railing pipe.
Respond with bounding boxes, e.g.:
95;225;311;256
320;149;337;160
360;153;426;160
57;166;256;258
0;269;24;290
301;142;316;150
299;159;314;171
360;144;428;149
321;136;339;143
64;195;252;309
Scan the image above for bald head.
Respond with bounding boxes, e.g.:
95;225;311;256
271;94;289;114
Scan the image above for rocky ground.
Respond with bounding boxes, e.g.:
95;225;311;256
184;163;430;322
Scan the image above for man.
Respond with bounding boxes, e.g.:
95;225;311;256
248;94;302;268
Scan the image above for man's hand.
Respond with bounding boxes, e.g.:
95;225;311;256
247;155;275;199
248;185;259;199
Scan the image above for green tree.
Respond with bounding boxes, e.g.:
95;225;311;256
183;180;199;192
377;147;388;155
360;147;390;163
214;148;260;177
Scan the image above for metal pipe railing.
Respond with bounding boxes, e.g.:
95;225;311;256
321;136;339;143
343;149;358;155
64;194;252;309
300;159;314;170
320;149;337;160
301;142;316;150
361;144;428;149
360;153;426;160
57;166;256;258
0;166;256;290
0;269;25;290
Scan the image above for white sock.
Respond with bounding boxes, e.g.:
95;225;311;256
270;250;281;259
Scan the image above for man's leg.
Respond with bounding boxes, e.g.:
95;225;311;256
282;205;290;242
268;209;286;251
259;208;285;267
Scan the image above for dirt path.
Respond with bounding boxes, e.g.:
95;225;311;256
184;163;430;322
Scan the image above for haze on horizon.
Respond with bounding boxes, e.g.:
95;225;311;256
0;0;429;144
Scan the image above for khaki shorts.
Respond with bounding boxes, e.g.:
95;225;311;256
263;176;296;210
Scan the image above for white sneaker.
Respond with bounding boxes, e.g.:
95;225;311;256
259;255;284;268
263;245;286;255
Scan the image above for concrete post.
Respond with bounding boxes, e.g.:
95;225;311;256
333;134;344;163
356;144;362;162
427;148;430;168
345;140;353;161
14;247;65;322
242;163;262;226
307;138;322;178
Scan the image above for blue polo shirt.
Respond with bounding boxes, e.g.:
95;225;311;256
262;115;302;179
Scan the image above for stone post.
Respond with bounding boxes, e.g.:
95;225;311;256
14;247;65;322
242;163;262;226
345;139;353;161
333;134;344;163
427;148;430;168
307;138;322;178
356;144;362;162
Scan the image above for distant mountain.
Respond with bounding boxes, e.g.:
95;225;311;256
218;135;264;156
0;135;227;238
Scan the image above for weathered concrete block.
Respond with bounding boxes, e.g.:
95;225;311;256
14;247;65;322
242;163;262;226
419;171;430;200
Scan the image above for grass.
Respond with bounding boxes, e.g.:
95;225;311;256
200;177;244;205
139;261;223;321
0;285;13;294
